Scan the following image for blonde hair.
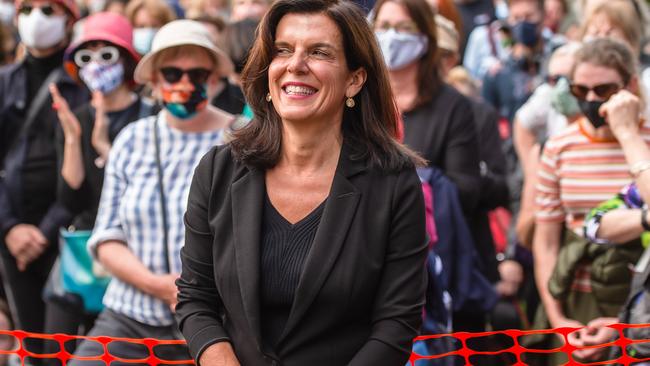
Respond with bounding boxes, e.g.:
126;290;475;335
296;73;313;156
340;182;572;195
582;1;642;54
126;0;176;28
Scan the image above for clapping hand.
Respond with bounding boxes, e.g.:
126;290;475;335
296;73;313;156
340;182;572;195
90;91;111;164
50;83;81;143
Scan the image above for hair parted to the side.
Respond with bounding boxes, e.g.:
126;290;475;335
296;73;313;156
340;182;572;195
371;0;441;110
571;38;637;86
234;0;425;171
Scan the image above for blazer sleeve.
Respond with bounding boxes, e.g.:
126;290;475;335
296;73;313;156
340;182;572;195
175;146;230;363
444;96;481;216
476;103;510;210
348;168;428;366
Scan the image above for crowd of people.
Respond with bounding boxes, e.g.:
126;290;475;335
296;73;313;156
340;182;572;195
0;0;650;365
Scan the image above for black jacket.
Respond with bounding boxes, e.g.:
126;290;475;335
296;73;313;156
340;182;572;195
0;61;87;242
402;84;502;281
176;144;428;366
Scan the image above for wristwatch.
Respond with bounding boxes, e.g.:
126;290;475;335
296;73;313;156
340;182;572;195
642;208;650;231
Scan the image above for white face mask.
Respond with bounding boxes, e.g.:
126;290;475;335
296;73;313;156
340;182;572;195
18;8;66;50
0;1;15;25
375;28;428;71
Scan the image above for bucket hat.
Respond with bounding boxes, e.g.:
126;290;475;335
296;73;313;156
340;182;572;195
64;12;140;81
134;19;234;84
14;0;80;20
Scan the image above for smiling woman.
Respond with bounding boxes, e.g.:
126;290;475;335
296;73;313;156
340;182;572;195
175;0;429;365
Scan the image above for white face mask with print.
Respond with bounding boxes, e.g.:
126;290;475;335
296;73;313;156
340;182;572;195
18;8;67;49
375;28;428;71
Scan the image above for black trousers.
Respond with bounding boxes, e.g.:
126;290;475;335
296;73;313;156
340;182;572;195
0;240;57;356
68;309;191;366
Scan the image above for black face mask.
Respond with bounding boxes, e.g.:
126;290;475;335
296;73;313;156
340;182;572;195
511;21;540;48
578;100;607;128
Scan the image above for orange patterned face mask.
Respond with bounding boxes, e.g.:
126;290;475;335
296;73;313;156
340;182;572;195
160;82;208;119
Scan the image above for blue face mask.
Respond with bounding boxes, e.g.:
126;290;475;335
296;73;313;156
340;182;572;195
511;21;539;48
79;61;125;95
132;27;157;55
375;29;428;71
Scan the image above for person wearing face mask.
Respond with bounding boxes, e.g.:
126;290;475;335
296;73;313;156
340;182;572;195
125;0;175;56
372;0;501;340
66;20;234;365
41;12;155;344
0;0;87;357
532;38;650;364
481;0;545;126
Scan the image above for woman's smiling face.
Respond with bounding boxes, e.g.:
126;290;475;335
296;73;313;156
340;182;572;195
267;12;364;125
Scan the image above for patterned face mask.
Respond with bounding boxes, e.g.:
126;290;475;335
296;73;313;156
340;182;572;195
160;81;208;120
79;61;125;95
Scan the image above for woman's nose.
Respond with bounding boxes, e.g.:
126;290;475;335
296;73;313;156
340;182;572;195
287;52;308;74
586;90;600;102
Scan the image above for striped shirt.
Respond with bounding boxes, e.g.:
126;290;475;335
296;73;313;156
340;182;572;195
536;118;650;231
87;112;225;326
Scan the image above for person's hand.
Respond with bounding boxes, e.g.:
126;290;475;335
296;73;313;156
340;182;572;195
552;317;585;345
601;90;641;139
50;83;81;143
199;342;241;366
4;224;48;271
496;260;523;297
573;317;618;361
148;273;180;311
90;91;111;163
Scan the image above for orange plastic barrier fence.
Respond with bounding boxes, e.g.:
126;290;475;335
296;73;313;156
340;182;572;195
410;323;650;365
5;325;650;365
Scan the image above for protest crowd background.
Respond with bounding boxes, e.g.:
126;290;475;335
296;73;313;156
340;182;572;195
2;0;650;364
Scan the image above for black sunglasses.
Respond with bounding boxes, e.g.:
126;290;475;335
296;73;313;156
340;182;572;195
159;67;212;85
19;4;55;16
569;82;622;101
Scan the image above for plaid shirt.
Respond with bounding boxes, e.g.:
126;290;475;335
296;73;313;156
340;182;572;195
88;112;224;326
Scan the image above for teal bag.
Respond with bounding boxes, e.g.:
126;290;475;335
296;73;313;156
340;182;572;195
59;229;111;314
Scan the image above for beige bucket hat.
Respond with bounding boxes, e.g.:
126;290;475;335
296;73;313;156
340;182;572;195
134;19;234;84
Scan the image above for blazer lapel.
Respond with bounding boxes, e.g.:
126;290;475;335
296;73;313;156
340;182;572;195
277;146;365;345
231;168;265;348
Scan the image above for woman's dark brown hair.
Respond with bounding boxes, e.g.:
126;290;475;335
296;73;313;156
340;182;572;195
234;0;425;170
371;0;441;109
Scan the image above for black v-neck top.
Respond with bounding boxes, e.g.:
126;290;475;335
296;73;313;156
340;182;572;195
260;192;326;348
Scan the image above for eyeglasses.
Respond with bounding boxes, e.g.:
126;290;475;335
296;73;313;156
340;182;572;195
74;46;120;67
374;20;420;34
569;82;623;101
159;67;212;84
546;74;567;86
18;3;56;15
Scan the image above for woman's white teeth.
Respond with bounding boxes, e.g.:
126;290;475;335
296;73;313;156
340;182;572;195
285;85;316;95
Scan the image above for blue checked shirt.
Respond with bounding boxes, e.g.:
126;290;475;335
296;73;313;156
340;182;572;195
88;113;225;326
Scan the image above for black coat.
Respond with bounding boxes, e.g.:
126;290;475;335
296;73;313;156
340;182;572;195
176;144;428;366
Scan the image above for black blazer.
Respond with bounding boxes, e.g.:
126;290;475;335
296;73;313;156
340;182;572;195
176;144;428;366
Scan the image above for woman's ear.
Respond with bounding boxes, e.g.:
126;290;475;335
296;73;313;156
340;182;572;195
346;67;367;98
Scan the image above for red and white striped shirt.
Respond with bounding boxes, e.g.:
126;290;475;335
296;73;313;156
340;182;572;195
535;118;650;230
